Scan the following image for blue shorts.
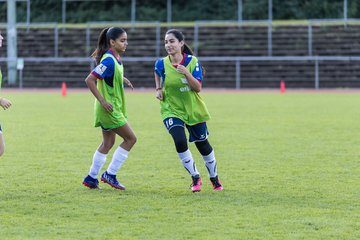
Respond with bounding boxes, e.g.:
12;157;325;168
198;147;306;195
163;117;209;142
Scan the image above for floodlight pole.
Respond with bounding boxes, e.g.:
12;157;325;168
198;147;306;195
268;0;272;21
238;0;242;23
344;0;348;21
62;0;66;25
7;0;17;85
131;0;136;24
26;0;30;26
268;0;272;56
167;0;172;23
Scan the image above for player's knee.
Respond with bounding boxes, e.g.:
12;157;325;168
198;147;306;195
102;139;115;151
129;135;137;146
124;134;137;147
174;139;188;153
169;127;187;153
195;140;213;156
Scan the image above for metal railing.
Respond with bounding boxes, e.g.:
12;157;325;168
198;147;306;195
2;19;359;60
1;56;360;89
1;20;360;88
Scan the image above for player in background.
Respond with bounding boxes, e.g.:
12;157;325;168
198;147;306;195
0;31;12;157
82;27;136;190
154;29;223;192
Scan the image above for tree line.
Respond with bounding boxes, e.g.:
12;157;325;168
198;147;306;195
0;0;358;23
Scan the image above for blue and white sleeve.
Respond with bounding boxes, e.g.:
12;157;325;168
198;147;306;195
192;60;203;81
91;57;115;80
154;58;165;79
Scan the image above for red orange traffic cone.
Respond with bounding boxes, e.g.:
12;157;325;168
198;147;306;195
280;80;286;93
61;81;67;96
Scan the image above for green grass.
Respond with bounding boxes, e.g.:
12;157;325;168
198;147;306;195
0;90;359;239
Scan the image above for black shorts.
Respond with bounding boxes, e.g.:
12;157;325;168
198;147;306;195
163;117;209;142
101;125;111;131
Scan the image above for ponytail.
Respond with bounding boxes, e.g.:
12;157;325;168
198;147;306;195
91;27;126;65
182;43;194;56
91;27;109;65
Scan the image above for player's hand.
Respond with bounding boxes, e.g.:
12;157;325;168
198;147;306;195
156;89;163;101
100;100;113;112
124;77;134;90
177;65;189;75
0;98;12;110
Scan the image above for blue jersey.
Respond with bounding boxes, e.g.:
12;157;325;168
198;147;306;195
91;50;122;87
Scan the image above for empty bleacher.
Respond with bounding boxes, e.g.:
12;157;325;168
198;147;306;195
1;23;360;88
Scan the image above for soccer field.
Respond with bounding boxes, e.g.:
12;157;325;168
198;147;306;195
0;90;359;239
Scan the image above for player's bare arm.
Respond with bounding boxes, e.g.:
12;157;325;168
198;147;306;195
123;77;134;90
85;73;113;112
177;65;201;92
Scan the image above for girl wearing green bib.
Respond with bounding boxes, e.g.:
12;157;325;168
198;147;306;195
0;31;12;157
83;27;136;190
154;29;223;192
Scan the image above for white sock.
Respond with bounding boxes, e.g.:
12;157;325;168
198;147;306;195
178;149;199;176
107;146;129;175
89;150;107;179
202;150;217;178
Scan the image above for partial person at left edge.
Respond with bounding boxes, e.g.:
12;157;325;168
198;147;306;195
0;31;13;157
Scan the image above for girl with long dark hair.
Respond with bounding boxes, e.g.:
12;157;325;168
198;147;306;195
82;27;136;190
154;29;223;192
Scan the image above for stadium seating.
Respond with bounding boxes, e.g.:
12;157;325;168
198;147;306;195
1;24;360;88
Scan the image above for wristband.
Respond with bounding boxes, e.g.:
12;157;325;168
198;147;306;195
156;88;162;91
